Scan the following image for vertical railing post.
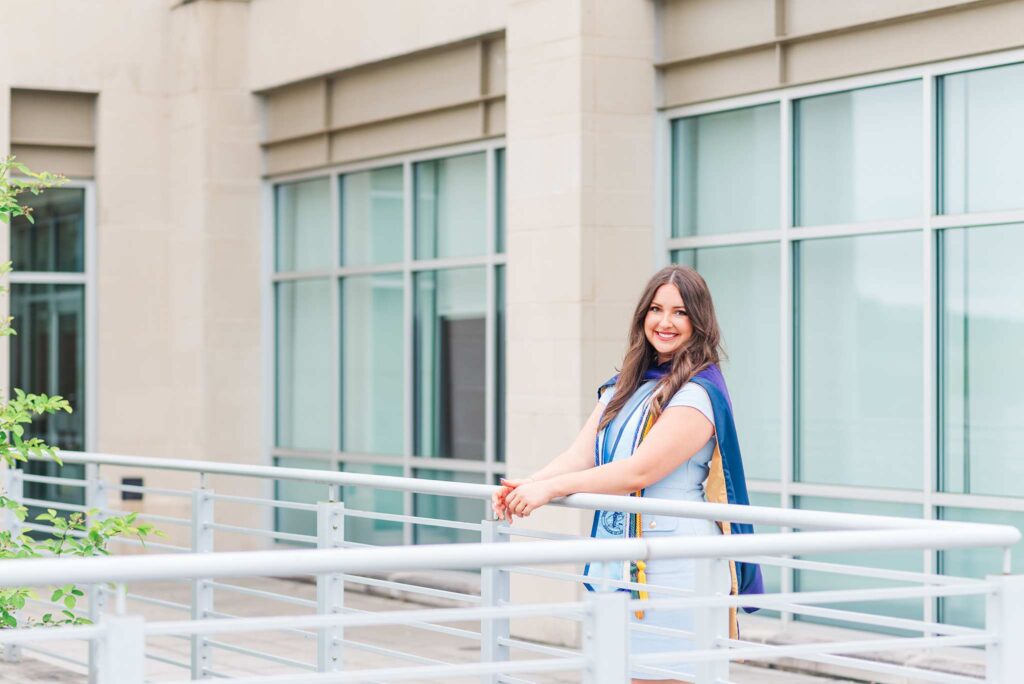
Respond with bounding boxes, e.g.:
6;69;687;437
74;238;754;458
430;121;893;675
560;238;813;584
96;615;145;684
316;500;345;672
1;466;22;664
583;590;629;684
694;558;730;684
191;486;214;679
986;574;1024;683
480;519;510;682
85;462;107;684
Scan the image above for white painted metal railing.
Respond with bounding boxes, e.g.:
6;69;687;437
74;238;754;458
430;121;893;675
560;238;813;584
0;451;1021;683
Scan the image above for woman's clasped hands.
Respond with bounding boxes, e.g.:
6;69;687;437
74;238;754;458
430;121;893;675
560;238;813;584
491;477;557;523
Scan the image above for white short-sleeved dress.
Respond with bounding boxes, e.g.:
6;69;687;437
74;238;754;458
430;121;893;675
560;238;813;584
586;379;731;681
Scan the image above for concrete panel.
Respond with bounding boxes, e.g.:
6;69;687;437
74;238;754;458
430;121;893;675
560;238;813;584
662;47;778;106
485;36;507;95
10;89;96;146
785;0;978;36
661;0;776;61
485;99;506;135
263;80;326;143
328;104;484;165
264;134;329;176
9;144;94;178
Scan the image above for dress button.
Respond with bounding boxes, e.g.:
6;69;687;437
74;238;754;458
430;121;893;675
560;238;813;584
648;520;657;529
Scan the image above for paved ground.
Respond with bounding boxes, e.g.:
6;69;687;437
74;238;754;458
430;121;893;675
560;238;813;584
0;577;860;683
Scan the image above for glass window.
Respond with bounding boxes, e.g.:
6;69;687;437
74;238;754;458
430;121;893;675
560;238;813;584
340;166;403;266
672;104;780;236
939;507;1024;628
412;469;485;544
495;149;506;253
747;493;782;605
273;456;332;545
275;178;331;272
414;268;486;460
795;81;922;226
341;273;404;455
11;187;85;272
940;225;1024;496
796;233;922;489
340;462;404;546
795;497;923;626
940;62;1024;215
414;153;487;260
276;279;333;451
673;244;779;480
495;265;506;462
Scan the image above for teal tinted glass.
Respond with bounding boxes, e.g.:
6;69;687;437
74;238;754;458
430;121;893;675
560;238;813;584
273;457;332;545
275;177;331;272
939;507;1024;628
940;225;1024;496
795;81;922;226
795;497;923;627
495;265;506;462
414;153;487;259
673;245;780;480
276;279;333;451
11;187;85;272
672;104;780;236
796;233;922;489
341;273;404;455
495;148;506;253
340;462;404;546
941;62;1024;214
340;166;403;266
413;469;485;545
414;268;486;460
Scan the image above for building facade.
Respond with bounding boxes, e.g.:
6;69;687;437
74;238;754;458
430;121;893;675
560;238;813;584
2;0;1023;634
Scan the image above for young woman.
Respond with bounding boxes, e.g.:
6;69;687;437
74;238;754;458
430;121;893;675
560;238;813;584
492;265;762;684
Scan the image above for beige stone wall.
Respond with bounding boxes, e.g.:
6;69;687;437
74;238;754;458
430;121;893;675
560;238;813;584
659;0;1024;106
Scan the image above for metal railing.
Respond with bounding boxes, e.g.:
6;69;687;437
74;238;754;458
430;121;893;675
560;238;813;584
0;450;1020;683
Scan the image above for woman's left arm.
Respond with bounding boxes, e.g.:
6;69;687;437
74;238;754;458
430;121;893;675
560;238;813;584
503;406;713;518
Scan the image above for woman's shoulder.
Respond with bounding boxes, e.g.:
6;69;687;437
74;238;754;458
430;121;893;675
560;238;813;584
667;381;714;424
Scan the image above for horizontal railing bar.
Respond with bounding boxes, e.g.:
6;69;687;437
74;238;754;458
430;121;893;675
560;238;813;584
18;522;187;553
497;676;536;684
342;637;449;667
498;527;578;541
20;497;91;513
345;606;480;641
106;483;192;497
113;589;190;612
205;609;318;640
768;601;984;636
206;638;317;671
144;651;192;669
46;451;1022;535
207;581;317;608
210;492;319;511
340;574;481;604
0;623;103;645
630;622;695;639
345;508;482;532
496;636;578;658
1;527;1015;587
17;473;87;487
206;522;317;544
100;509;192;527
508;565;696;597
738;554;986;585
20;644;89;668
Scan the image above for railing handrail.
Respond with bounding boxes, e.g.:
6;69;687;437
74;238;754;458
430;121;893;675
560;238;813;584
30;450;1024;534
0;525;1017;588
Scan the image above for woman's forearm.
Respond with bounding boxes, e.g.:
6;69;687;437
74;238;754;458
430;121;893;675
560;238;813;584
547;458;646;498
528;448;594;482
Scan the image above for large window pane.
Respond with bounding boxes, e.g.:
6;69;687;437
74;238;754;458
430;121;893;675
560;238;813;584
11;187;85;272
795;81;921;226
796;233;922;489
495;265;506;462
413;469;484;544
276;178;331;272
273;456;331;545
340;166;403;266
495;148;506;253
673;244;779;480
939;507;1024;628
414;153;487;260
276;279;332;451
341;273;404;455
795;498;923;626
940;225;1024;496
414;268;486;460
941;62;1024;214
340;462;404;546
672;104;780;236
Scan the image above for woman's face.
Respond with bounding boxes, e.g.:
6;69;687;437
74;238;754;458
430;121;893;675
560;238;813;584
644;283;693;363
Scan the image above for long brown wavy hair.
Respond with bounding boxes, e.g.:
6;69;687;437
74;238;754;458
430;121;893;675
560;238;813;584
598;265;723;432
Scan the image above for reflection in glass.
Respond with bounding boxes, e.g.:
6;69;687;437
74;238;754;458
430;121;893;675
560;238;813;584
276;178;331;272
672;104;779;236
495;148;506;253
414;153;487;259
273;457;331;544
342;274;404;455
276;280;332;451
795;81;921;226
939;507;1024;627
795;498;923;625
341;463;404;546
341;166;403;266
11;188;85;272
796;233;921;489
413;469;485;544
674;245;779;479
941;62;1024;214
414;268;486;460
940;225;1024;496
